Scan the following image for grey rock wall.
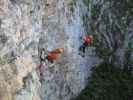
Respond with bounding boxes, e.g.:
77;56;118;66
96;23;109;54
0;0;100;100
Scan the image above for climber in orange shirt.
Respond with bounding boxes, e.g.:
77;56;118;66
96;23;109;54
79;35;93;54
37;48;64;79
46;48;64;63
39;48;64;63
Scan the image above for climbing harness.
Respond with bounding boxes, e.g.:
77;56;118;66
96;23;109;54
45;3;50;6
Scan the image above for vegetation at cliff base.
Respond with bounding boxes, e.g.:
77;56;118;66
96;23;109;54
73;62;133;100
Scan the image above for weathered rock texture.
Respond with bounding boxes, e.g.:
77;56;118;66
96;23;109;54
0;0;100;100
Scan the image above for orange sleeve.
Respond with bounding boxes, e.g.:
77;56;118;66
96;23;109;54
47;53;58;61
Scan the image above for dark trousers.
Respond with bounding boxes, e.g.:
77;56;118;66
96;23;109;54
79;43;88;53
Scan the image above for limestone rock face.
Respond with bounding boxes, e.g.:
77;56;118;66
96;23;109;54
0;0;100;100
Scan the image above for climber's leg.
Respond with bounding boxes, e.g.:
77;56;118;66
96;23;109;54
79;43;87;57
79;43;87;53
36;63;45;81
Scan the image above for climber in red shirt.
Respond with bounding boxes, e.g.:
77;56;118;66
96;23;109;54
79;35;93;54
